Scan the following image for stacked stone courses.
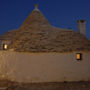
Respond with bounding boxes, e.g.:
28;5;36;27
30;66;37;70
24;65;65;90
0;10;90;52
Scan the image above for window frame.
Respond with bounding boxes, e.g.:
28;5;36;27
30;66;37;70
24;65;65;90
76;53;82;60
3;44;8;50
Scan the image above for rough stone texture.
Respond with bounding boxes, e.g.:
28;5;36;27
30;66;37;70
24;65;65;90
0;30;17;40
0;9;90;52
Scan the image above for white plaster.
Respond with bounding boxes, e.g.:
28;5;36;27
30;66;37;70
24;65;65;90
34;8;39;11
0;51;90;83
77;20;86;36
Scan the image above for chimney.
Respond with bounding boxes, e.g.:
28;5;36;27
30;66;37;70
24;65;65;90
77;20;86;36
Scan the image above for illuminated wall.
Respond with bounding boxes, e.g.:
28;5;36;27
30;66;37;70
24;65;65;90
0;51;90;83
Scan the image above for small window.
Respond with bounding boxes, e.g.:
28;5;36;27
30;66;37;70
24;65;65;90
3;44;8;50
76;53;82;60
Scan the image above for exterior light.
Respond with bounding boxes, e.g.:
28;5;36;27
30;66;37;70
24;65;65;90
3;44;8;50
76;53;82;60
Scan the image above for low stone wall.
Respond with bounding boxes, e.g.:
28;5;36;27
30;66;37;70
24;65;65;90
0;51;90;83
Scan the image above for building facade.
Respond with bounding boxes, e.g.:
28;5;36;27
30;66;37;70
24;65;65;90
0;5;90;83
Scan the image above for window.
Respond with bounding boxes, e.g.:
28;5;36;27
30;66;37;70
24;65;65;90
76;53;82;60
3;44;8;50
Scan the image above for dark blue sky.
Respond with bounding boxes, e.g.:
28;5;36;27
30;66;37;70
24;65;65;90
0;0;90;39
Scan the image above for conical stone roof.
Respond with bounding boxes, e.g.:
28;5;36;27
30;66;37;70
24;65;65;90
20;9;50;29
0;7;90;52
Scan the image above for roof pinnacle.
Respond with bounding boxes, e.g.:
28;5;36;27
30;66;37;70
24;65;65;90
34;4;39;11
35;4;38;9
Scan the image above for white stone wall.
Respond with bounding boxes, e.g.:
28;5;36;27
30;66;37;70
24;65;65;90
0;51;90;83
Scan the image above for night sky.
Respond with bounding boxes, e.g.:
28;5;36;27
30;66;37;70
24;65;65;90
0;0;90;39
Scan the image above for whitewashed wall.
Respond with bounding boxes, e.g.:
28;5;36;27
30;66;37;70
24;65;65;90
0;51;90;83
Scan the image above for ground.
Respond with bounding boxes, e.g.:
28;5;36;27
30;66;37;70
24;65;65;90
0;80;90;90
